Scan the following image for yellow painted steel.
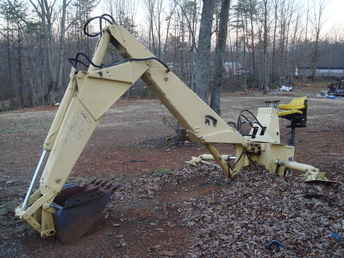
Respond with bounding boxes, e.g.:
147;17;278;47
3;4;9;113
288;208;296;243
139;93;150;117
278;96;307;118
278;96;307;110
278;110;302;117
205;144;232;177
248;107;281;144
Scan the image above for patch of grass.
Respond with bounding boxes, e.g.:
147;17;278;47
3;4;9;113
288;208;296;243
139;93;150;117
0;129;14;135
152;168;175;176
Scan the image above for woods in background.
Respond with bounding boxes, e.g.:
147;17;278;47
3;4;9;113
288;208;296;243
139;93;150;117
0;0;343;113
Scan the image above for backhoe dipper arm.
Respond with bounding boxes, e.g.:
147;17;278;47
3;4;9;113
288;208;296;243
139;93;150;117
16;24;245;237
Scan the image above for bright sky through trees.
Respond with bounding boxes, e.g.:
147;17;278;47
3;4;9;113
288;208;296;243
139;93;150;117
325;0;344;32
97;0;344;34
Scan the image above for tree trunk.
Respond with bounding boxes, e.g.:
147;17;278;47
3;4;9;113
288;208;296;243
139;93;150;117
271;0;277;83
56;0;68;101
6;22;14;105
17;28;24;107
210;0;231;114
249;0;256;82
192;0;215;103
262;0;269;93
311;1;324;80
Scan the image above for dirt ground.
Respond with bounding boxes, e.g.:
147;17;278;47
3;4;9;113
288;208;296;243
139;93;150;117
1;85;344;257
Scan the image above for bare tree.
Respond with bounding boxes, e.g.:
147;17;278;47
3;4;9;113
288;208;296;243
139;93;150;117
105;0;137;33
145;0;158;55
262;0;269;92
210;0;231;114
192;0;216;102
1;0;344;111
0;0;28;107
310;0;325;79
55;0;72;102
29;0;56;103
247;0;257;80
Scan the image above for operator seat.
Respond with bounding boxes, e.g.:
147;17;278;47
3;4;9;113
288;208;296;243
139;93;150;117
278;96;307;128
278;97;308;146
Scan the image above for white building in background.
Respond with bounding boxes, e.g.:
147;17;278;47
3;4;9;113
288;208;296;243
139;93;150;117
295;66;344;78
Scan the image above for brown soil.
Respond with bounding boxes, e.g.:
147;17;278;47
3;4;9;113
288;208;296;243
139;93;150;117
1;86;343;257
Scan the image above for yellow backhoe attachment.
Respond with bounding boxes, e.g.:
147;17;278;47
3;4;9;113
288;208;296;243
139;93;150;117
15;15;331;243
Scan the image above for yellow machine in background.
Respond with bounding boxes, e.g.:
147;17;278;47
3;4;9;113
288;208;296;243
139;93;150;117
15;15;330;243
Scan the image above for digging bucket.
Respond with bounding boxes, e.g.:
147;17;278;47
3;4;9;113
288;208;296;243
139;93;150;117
51;180;119;243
